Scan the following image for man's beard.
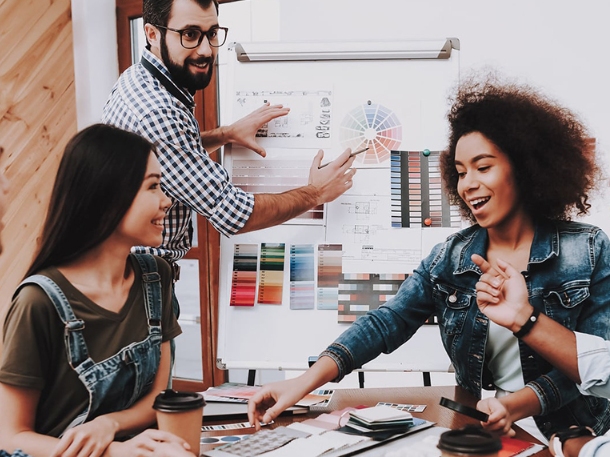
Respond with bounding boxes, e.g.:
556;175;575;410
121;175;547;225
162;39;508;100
160;34;214;92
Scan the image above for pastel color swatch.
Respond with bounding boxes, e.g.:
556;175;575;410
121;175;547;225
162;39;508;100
317;244;343;310
289;244;315;310
257;243;285;305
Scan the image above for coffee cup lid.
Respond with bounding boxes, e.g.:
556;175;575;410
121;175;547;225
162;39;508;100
438;426;502;454
153;389;206;412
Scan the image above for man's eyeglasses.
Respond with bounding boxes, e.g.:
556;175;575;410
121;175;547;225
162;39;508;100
154;25;228;49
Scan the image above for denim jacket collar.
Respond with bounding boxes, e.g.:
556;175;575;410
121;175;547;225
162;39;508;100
455;220;559;276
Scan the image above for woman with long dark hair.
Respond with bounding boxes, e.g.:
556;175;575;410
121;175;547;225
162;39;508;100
0;124;190;457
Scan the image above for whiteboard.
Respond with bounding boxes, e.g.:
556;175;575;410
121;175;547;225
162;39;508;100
217;39;461;372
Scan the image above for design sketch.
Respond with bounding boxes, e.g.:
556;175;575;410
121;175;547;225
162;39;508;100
234;90;333;144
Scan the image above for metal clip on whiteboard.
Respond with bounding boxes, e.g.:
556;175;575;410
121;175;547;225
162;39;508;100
232;38;460;62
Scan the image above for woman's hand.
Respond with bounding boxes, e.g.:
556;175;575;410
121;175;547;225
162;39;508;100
151;441;196;457
247;378;311;430
472;254;533;332
105;429;191;457
476;397;516;437
51;416;118;457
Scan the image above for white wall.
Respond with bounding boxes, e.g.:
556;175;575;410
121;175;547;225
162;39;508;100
71;0;119;130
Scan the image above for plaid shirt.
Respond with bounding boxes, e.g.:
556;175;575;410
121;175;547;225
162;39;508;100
102;50;254;262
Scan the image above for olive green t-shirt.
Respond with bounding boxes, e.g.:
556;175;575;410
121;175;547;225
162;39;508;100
0;255;181;437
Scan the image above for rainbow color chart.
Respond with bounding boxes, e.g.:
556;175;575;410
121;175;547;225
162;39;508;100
390;150;461;228
257;243;285;305
338;273;408;323
340;102;402;165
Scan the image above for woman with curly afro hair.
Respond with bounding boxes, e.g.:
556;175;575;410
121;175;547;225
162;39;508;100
247;74;610;445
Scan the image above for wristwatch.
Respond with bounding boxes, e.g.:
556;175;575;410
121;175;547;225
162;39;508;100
550;426;595;457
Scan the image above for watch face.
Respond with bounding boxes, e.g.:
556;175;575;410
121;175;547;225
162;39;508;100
556;426;594;443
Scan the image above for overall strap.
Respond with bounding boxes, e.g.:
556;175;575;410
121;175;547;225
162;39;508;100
133;254;163;326
18;275;89;368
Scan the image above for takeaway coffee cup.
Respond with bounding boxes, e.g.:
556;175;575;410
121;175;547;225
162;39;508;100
437;425;502;457
153;389;205;455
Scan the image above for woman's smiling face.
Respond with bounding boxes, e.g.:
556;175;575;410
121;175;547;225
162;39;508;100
455;132;526;231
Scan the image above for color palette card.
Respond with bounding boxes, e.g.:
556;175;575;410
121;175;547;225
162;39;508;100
230;244;258;307
390;150;461;228
317;244;342;310
338;273;408;323
257;243;285;305
289;244;315;310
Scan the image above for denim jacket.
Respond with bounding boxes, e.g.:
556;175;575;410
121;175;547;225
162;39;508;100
322;220;610;439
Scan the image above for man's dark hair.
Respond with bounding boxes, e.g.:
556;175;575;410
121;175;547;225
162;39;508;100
25;124;156;277
143;0;219;49
440;73;601;222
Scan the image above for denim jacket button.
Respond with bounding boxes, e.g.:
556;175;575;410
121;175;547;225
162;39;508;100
449;294;457;303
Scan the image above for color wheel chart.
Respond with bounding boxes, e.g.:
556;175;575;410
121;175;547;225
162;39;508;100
229;244;258;307
390;150;461;228
231;158;323;221
289;244;315;310
257;243;285;305
337;273;408;323
340;102;402;165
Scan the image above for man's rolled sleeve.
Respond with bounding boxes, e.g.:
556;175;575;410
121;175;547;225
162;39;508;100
207;183;254;236
141;109;255;236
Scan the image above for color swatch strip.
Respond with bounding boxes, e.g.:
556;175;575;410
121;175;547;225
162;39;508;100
230;244;258;307
317;244;342;310
390;150;461;228
257;243;285;305
232;159;324;220
289;244;315;310
338;273;408;323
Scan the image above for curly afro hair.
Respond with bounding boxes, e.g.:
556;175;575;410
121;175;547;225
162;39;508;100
440;73;600;223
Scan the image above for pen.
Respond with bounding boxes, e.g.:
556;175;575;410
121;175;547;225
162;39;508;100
318;147;369;169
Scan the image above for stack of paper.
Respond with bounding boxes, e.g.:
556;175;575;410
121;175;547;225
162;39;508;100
346;405;414;433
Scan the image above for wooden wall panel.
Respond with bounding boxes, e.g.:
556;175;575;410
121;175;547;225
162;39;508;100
0;0;77;346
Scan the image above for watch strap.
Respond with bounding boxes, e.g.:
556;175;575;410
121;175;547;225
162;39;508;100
513;307;540;338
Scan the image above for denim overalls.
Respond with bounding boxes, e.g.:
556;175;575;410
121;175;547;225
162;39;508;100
19;254;163;435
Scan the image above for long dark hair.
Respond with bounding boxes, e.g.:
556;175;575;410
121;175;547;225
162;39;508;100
25;124;155;277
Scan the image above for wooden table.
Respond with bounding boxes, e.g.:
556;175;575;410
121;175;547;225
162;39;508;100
201;385;550;456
